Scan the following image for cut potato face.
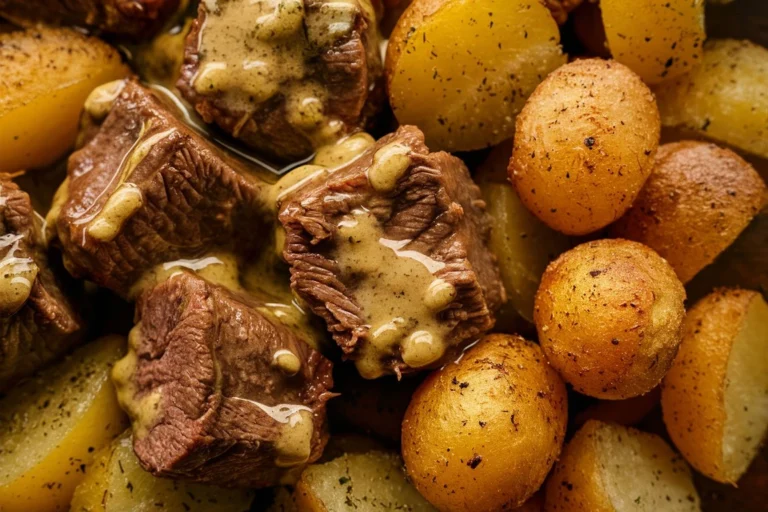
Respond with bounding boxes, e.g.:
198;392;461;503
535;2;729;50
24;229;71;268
655;39;768;159
386;0;566;152
544;420;700;512
70;431;255;512
601;0;705;84
662;288;768;484
0;336;127;512
0;26;130;173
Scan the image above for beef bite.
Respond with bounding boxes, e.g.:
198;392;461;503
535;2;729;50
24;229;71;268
112;271;334;487
0;0;181;39
52;79;273;298
279;125;505;378
0;180;82;390
178;0;383;161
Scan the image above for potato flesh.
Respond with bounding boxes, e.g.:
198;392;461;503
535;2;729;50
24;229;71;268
601;0;705;85
655;39;768;159
389;0;565;151
723;294;768;481
0;336;127;512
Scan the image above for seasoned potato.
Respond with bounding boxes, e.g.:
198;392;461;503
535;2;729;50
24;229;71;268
535;239;686;399
70;431;254;511
661;288;768;484
477;142;573;323
655;39;768;159
294;451;435;511
611;141;766;283
0;336;127;512
600;0;705;84
386;0;566;152
0;26;130;173
544;420;701;511
510;59;660;235
402;334;568;511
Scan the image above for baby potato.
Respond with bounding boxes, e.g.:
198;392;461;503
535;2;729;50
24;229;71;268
0;336;127;512
70;431;254;511
600;0;705;84
386;0;566;152
402;334;568;512
535;239;686;400
544;420;701;511
661;288;768;484
0;26;130;173
655;39;768;159
611;141;766;284
509;59;660;235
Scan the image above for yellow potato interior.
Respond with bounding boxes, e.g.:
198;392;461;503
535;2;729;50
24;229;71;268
389;0;565;151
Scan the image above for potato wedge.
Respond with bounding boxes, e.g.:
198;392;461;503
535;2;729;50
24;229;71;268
386;0;566;152
0;26;130;173
655;39;768;159
662;288;768;484
544;420;700;511
0;336;127;512
70;431;254;511
600;0;705;85
294;451;435;511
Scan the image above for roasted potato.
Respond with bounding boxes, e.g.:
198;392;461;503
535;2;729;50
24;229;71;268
402;334;568;511
294;450;435;511
600;0;705;84
535;239;686;399
0;335;127;512
611;141;766;283
386;0;566;152
509;59;660;235
70;431;254;511
661;288;768;484
655;39;768;159
477;141;573;323
544;420;701;511
0;26;130;173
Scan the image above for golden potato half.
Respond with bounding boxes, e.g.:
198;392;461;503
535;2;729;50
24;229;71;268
662;288;768;484
611;141;766;283
0;26;129;173
601;0;705;85
655;39;768;159
510;59;660;235
535;239;686;399
402;333;568;512
387;0;566;152
544;420;701;511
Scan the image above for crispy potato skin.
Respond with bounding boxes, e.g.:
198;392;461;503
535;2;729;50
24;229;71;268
611;141;766;283
661;288;761;483
402;334;568;512
509;59;660;235
535;239;686;399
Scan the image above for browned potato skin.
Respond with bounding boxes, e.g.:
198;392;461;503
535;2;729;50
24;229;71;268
385;0;443;92
402;334;568;512
510;59;660;236
611;141;767;283
535;239;686;399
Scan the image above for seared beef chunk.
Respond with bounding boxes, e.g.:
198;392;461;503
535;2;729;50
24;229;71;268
178;0;383;161
0;180;82;389
112;272;334;487
279;125;505;378
53;79;272;298
0;0;180;38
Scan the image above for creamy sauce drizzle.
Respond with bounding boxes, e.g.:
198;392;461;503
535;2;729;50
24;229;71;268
83;79;127;121
130;252;241;299
313;132;374;168
0;233;38;314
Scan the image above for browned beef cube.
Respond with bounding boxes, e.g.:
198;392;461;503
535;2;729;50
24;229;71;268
278;125;505;378
177;0;383;161
53;79;272;298
0;180;82;389
112;271;334;487
0;0;181;38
